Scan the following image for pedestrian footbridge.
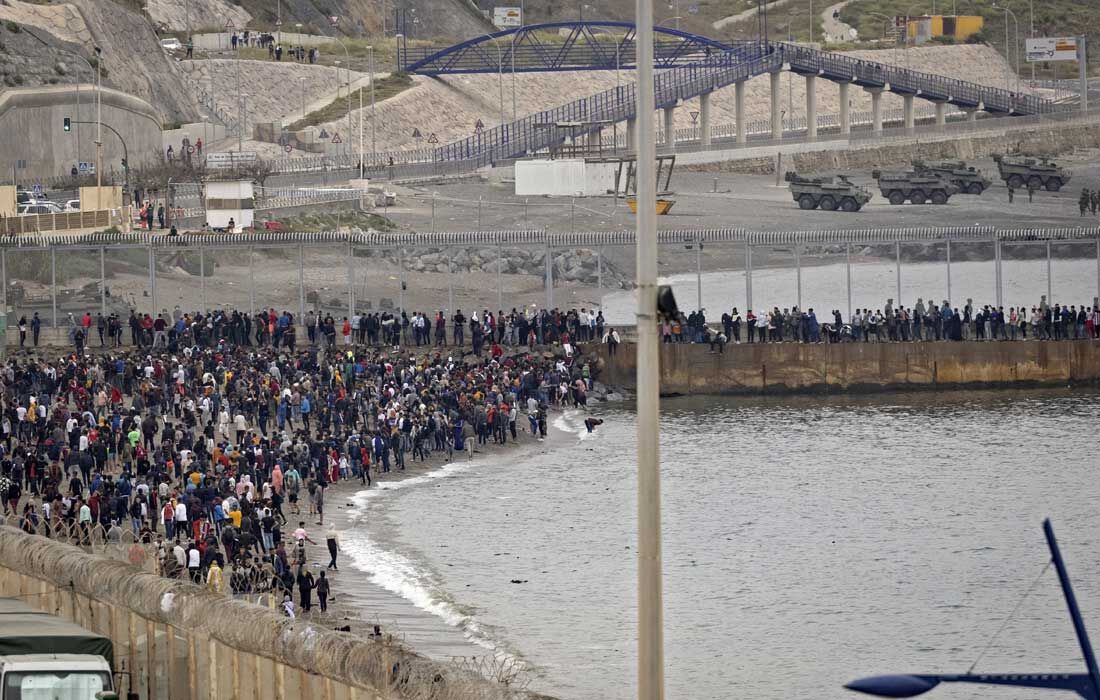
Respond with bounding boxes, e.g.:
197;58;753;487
398;23;1055;168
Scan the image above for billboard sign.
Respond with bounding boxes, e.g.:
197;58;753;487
1026;37;1079;63
493;7;522;28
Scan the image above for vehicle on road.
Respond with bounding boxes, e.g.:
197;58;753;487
0;597;117;699
992;153;1071;192
911;159;991;194
63;199;81;212
784;171;872;211
17;201;63;215
872;170;959;205
160;37;182;51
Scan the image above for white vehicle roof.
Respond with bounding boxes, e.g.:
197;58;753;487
0;654;111;672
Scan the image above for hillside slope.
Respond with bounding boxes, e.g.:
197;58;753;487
0;0;201;123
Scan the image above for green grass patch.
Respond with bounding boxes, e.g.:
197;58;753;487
287;72;413;130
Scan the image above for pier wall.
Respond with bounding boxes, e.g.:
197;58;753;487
599;340;1100;395
0;524;548;700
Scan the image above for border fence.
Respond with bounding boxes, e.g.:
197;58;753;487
1;226;1098;342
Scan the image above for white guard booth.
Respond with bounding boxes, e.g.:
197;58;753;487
204;179;255;231
515;159;617;197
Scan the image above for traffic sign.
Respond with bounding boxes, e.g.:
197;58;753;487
427;133;438;144
225;19;234;28
32;184;43;197
319;128;329;139
329;15;339;26
688;4;699;14
331;132;342;144
285;144;293;153
77;161;94;174
474;119;484;132
186;145;196;155
411;128;422;138
690;111;699;123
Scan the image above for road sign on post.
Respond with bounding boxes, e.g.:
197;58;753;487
427;133;438;144
411;128;422;138
475;119;484;132
690;111;699;122
32;184;43;198
1026;37;1079;62
331;132;342;144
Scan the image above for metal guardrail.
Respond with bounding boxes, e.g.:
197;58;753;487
2;226;1097;250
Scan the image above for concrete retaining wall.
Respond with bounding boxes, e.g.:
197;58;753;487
0;524;552;700
0;84;163;181
599;340;1100;395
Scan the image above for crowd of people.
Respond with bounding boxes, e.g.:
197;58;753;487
653;296;1100;350
0;302;602;620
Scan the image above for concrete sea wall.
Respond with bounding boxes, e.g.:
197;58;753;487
0;524;551;700
599;340;1100;395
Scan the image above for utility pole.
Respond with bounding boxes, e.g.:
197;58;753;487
634;2;665;700
369;45;376;159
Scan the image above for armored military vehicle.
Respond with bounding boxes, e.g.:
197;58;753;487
784;171;872;211
912;159;991;195
872;169;959;205
992;153;1070;192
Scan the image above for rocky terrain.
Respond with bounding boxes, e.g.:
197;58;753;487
370;246;633;289
144;0;250;33
0;0;201;123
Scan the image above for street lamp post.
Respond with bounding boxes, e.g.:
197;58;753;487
994;4;1020;92
94;46;102;210
479;33;506;127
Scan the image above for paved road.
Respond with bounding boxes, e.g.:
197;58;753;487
712;0;793;31
821;0;856;42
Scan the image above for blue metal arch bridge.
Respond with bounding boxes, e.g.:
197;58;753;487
399;22;1057;167
398;21;752;75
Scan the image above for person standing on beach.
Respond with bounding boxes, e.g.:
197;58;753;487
316;570;330;613
325;524;339;570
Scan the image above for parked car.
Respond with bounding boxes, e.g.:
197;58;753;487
63;199;81;212
17;202;63;215
160;37;182;51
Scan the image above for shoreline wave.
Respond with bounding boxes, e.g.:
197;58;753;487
338;414;589;663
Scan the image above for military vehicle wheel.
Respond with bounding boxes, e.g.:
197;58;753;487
1045;178;1062;192
1028;175;1043;190
967;182;984;195
888;191;905;205
819;195;838;211
930;190;948;205
909;190;927;205
798;194;817;209
840;197;859;212
1007;174;1025;190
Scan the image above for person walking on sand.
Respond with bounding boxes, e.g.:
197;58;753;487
325;524;339;570
316;570;331;613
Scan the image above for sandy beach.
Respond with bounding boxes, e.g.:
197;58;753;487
301;400;590;677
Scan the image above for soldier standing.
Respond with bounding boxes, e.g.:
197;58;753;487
1007;186;1014;203
1027;183;1036;203
1091;190;1099;214
1081;189;1091;217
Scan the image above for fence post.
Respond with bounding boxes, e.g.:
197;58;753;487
794;243;801;310
447;247;454;314
50;248;58;341
398;247;405;313
496;243;503;311
994;238;1003;308
844;241;853;316
478;196;483;229
1047;239;1053;303
571;198;576;233
895;240;902;306
945;239;952;304
99;247;106;316
545;243;553;310
149;246;157;318
745;241;753;311
431;193;436;232
597;245;603;309
347;241;355;319
298;244;306;322
199;246;207;312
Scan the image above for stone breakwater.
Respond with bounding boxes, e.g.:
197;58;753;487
376;246;634;289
